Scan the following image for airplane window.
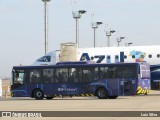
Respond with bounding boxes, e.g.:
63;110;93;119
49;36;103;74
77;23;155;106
37;56;51;62
148;54;152;58
124;55;127;59
107;56;110;59
115;55;119;59
91;56;94;60
157;54;160;58
81;56;86;61
132;55;135;59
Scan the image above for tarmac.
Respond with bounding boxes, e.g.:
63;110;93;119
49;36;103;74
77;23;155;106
0;90;160;120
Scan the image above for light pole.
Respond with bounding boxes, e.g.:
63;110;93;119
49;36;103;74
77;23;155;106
42;0;51;54
117;37;125;47
125;42;133;46
91;22;103;48
106;29;115;47
72;10;86;47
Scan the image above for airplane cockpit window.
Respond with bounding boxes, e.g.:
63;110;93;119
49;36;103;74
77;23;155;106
37;56;51;62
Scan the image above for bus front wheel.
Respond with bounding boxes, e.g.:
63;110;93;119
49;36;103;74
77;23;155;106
96;87;108;99
33;89;44;100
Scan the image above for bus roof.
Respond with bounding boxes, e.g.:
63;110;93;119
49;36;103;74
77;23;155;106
12;62;145;70
56;61;96;65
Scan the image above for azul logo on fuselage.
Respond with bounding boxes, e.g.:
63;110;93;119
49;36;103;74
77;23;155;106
79;50;146;63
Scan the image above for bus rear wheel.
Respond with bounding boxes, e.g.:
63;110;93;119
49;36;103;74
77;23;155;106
109;96;118;99
33;89;44;100
96;87;108;99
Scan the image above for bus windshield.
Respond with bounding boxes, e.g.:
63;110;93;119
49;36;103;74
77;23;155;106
14;70;26;84
140;64;150;78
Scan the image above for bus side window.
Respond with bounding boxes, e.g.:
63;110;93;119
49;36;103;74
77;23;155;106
61;72;68;83
99;67;105;79
78;68;82;82
55;70;62;83
68;68;79;82
31;74;37;82
30;70;41;83
94;67;99;80
72;71;78;82
68;68;78;83
107;67;116;78
43;69;54;83
127;66;135;78
82;67;94;82
55;68;68;83
54;71;59;83
123;67;128;78
55;70;61;83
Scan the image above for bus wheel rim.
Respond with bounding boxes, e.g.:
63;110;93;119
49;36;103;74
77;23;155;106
36;91;42;97
98;89;105;97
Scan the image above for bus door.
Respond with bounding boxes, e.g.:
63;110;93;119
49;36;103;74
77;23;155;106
118;65;137;95
78;67;93;95
54;68;83;96
119;79;132;96
138;64;151;93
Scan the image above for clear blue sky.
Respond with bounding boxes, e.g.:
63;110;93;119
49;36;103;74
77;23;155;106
0;0;160;77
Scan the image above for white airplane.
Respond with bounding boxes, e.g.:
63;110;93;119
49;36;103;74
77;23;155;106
33;45;160;70
32;44;160;90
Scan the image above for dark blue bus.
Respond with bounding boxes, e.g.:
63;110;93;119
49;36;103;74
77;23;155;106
11;62;150;100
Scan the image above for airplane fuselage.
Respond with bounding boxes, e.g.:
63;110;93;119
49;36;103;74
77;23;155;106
78;46;159;66
33;45;160;67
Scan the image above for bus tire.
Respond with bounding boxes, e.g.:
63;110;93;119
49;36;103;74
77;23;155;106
109;96;118;99
33;89;44;100
96;87;108;99
45;96;53;100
